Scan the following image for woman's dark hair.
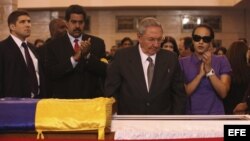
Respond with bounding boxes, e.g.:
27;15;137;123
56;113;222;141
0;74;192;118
192;24;215;40
226;41;250;84
120;37;133;46
183;36;194;52
238;38;248;44
214;47;227;55
161;36;179;56
34;39;45;47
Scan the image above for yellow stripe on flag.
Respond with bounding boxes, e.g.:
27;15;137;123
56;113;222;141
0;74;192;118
35;97;115;140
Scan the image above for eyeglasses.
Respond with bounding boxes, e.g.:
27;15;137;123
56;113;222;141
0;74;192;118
192;35;212;43
144;37;163;44
123;43;132;46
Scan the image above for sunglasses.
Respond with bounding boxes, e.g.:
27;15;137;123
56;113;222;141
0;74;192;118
192;35;213;43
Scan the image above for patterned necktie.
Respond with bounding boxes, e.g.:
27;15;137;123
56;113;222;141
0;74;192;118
74;39;80;52
22;42;38;96
147;57;154;90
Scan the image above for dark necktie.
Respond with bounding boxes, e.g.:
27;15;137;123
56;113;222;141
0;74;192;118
74;39;80;52
147;57;154;90
22;42;38;96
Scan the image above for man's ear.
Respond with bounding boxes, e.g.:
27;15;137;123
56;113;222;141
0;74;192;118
65;22;69;29
137;33;142;39
9;24;15;31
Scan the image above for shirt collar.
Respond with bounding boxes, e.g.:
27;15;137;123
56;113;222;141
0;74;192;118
10;34;27;48
138;44;156;63
190;53;203;65
67;32;82;43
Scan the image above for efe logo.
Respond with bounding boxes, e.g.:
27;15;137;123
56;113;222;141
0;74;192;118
228;129;246;136
224;125;249;141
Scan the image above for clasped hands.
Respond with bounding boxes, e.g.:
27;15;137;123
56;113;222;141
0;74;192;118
73;38;91;61
198;50;213;77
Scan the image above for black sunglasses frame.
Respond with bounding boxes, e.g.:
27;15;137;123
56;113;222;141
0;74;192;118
192;35;213;43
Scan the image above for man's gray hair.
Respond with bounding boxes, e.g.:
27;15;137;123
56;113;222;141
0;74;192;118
137;17;163;35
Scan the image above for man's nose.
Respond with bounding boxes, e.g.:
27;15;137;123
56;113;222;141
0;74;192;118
25;21;31;27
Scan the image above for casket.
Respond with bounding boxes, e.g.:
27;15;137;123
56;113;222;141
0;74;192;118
1;98;250;141
0;97;115;140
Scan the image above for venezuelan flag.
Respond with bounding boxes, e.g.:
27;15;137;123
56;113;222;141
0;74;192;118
0;97;115;140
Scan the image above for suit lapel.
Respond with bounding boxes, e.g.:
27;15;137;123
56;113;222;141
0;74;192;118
129;47;148;94
7;36;27;68
149;50;167;95
27;42;39;59
63;34;75;57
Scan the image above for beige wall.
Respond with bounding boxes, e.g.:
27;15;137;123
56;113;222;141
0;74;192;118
21;8;246;51
0;6;248;51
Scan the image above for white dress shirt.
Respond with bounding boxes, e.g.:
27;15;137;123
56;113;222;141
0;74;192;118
138;45;156;92
10;34;40;86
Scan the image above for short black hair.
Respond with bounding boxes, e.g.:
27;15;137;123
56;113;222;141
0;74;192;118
238;38;248;44
8;10;30;26
183;36;194;52
192;24;214;39
215;47;227;55
120;37;133;46
65;4;87;22
161;36;180;56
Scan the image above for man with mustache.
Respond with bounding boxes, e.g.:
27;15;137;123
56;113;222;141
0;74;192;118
0;10;45;98
45;5;107;98
105;17;186;115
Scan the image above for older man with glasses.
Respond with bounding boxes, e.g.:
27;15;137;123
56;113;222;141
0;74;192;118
179;24;232;115
105;17;186;115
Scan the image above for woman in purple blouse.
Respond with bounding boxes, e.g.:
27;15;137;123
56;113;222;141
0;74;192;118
179;24;232;115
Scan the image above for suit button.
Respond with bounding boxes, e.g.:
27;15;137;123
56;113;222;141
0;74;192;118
146;102;150;106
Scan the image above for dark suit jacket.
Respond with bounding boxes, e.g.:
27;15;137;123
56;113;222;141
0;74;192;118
45;33;107;98
0;36;45;98
244;84;250;108
105;46;187;115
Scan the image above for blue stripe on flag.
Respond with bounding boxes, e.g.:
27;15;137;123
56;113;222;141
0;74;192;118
0;98;39;131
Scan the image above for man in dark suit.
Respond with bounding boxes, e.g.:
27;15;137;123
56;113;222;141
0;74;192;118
45;5;106;98
105;17;187;115
36;18;67;98
0;10;45;98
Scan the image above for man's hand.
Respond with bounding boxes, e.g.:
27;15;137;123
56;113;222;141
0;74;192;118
73;46;82;61
73;38;91;61
80;38;91;56
233;102;248;115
